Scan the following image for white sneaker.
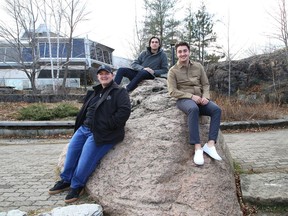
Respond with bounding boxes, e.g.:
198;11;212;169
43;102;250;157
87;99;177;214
194;149;204;165
203;143;222;161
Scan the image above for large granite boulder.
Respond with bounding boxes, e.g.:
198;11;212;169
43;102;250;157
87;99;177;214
59;78;242;215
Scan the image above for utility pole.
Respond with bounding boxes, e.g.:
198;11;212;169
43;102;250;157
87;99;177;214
170;42;176;66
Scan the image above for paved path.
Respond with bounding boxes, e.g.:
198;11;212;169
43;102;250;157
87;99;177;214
223;128;288;214
223;129;288;173
0;129;288;214
0;139;68;212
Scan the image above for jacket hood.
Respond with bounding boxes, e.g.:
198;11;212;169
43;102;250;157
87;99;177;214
147;46;162;54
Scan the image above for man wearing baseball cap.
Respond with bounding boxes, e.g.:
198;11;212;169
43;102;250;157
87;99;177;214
48;64;131;203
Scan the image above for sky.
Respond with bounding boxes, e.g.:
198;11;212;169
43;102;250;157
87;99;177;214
73;0;280;60
0;0;282;60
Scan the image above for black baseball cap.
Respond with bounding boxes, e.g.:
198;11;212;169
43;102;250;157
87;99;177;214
97;65;113;74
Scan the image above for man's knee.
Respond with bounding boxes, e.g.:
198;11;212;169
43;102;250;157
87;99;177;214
116;67;126;75
139;69;153;79
188;106;199;114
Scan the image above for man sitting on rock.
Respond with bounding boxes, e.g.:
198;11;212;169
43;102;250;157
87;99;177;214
167;41;222;166
114;36;168;92
48;65;131;203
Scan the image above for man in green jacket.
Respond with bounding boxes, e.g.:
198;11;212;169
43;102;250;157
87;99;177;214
167;42;222;166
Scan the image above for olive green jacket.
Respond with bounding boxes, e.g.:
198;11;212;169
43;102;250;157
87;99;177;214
167;60;210;99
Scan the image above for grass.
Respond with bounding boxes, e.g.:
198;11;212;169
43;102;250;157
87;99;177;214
256;204;288;214
0;95;287;122
233;161;244;174
214;95;288;122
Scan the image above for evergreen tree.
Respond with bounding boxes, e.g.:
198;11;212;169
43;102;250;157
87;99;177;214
183;2;221;64
142;0;180;66
182;5;198;61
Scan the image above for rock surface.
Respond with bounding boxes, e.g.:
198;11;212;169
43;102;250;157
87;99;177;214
41;204;103;216
0;204;102;216
241;172;288;206
59;78;242;215
206;49;288;104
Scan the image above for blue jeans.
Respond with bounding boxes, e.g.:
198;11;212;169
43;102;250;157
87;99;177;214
60;125;114;189
176;99;222;144
114;67;154;92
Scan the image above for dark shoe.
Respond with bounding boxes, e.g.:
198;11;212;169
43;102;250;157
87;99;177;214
48;180;70;195
64;187;84;203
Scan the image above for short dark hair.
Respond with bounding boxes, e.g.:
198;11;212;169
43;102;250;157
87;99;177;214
175;42;190;51
148;36;161;48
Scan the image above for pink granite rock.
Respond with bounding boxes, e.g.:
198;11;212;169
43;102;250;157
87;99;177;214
59;78;242;215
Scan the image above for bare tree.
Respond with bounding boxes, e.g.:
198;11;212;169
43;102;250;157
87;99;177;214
268;0;288;59
0;0;41;92
267;0;288;104
130;1;146;59
36;0;89;93
0;0;89;93
60;0;89;92
48;0;64;82
37;0;65;92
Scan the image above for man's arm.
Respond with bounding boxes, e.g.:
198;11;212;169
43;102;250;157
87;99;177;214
153;52;168;76
199;64;210;99
108;88;131;129
130;51;145;71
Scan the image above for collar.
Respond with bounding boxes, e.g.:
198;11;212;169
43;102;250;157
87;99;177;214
176;60;193;69
147;47;160;54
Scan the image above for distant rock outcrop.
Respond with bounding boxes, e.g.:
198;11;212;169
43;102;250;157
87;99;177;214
58;78;242;215
207;49;288;104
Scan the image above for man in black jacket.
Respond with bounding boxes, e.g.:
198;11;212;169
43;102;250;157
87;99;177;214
48;65;131;203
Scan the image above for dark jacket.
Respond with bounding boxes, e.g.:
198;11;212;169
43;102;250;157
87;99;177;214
131;47;168;76
74;81;131;145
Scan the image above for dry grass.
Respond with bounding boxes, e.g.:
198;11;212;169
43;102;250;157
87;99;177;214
214;95;288;122
0;96;287;122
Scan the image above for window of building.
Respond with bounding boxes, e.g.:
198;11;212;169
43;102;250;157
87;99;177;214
72;39;85;58
96;47;104;62
103;50;112;64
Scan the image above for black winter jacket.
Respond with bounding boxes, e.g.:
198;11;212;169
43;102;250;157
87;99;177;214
74;81;131;145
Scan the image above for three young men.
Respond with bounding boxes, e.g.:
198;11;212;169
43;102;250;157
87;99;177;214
48;40;222;203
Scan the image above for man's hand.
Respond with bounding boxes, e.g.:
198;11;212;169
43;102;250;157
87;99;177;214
144;67;154;75
200;97;209;105
192;95;209;105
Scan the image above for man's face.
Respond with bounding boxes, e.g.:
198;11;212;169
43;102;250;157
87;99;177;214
176;45;190;63
150;38;160;50
97;70;114;87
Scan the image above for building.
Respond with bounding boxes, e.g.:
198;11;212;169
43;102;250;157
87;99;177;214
0;24;117;90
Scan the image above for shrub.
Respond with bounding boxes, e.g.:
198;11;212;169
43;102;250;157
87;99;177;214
52;103;79;118
17;103;79;120
18;104;54;120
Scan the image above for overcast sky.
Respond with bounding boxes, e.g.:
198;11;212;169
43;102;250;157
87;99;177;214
73;0;280;60
0;0;282;60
